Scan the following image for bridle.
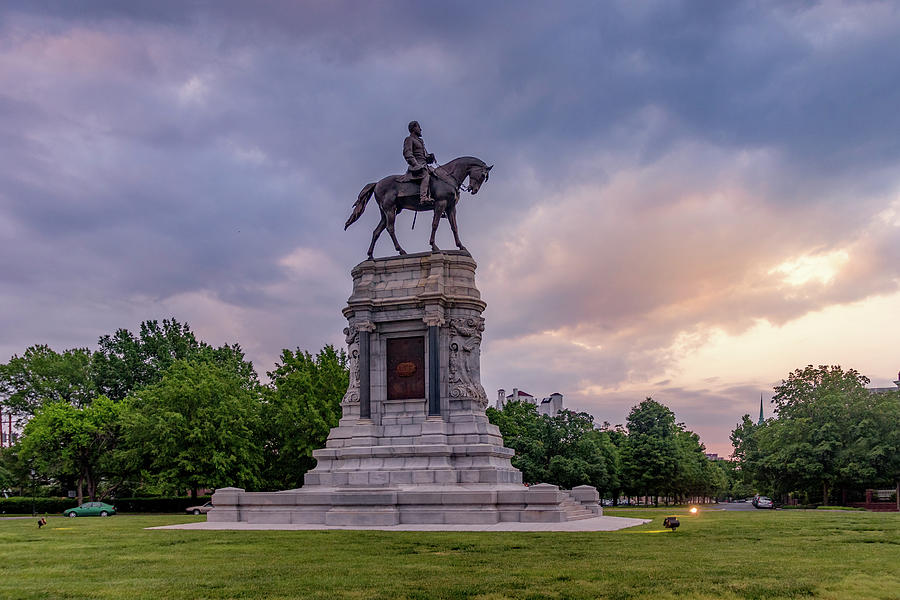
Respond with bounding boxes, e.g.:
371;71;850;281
436;164;486;194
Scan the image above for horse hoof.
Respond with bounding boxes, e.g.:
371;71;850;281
431;245;441;253
458;246;470;256
398;249;407;256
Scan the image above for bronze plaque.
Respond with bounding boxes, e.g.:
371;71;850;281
387;336;425;400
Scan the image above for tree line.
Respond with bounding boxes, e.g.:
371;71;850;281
11;318;859;507
486;398;745;504
731;365;900;505
0;319;347;504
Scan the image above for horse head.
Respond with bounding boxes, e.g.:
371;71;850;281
467;163;493;195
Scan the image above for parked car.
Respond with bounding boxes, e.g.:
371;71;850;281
185;501;214;515
754;496;775;509
63;501;116;517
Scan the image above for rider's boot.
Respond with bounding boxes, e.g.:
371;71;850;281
418;171;431;206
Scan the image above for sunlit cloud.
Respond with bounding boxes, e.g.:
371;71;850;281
769;249;850;286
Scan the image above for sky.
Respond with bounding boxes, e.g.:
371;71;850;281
1;1;899;456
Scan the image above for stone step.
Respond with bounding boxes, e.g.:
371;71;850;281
559;494;595;521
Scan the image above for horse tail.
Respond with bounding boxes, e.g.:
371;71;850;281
345;182;376;230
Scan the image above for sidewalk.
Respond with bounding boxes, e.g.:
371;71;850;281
151;515;651;532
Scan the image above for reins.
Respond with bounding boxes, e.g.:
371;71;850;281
411;160;469;229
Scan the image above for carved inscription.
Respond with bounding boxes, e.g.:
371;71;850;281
387;336;425;400
448;317;488;407
396;362;417;377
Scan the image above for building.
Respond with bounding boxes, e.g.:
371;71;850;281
496;388;564;417
868;371;900;394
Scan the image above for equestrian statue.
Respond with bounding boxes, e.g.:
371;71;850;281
344;120;492;259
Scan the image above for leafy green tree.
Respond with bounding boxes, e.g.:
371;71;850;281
0;447;31;496
487;401;547;484
717;448;755;499
544;410;612;490
839;388;900;495
771;365;871;503
0;345;97;417
121;360;262;498
621;398;679;505
18;396;124;504
670;428;711;502
260;346;348;490
732;366;900;504
92;318;257;401
487;403;618;491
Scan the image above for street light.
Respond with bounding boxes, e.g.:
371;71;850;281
30;468;36;517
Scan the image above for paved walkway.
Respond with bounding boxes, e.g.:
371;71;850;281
151;515;650;532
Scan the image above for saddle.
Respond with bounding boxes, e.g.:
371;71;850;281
397;165;430;184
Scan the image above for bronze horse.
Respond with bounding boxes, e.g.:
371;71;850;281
344;156;492;259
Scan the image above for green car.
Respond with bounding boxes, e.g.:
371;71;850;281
63;501;117;517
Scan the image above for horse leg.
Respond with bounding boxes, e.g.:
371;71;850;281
367;211;387;259
429;202;444;253
446;205;468;254
385;207;406;255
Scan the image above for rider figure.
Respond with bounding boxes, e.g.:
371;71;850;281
403;121;436;206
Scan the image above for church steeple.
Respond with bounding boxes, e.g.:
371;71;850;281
758;393;765;425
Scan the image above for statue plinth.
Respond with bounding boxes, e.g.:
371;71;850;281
210;252;600;526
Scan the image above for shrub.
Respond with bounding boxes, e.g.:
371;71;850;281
0;497;71;514
112;496;211;513
0;495;213;514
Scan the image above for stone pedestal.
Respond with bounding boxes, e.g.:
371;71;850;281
209;251;600;525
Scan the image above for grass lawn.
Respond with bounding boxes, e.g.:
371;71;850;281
1;508;897;600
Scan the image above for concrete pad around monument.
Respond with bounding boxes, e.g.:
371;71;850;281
150;515;650;532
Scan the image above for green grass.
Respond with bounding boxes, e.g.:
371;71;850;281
0;509;897;599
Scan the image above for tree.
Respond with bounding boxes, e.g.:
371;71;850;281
487;401;547;484
0;345;97;417
18;396;123;504
487;403;619;491
92;318;257;401
670;428;710;502
121;360;263;498
729;415;762;494
259;346;348;490
731;365;900;505
621;398;679;505
771;365;870;503
543;410;616;491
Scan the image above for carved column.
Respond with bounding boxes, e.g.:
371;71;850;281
355;321;376;420
423;314;444;417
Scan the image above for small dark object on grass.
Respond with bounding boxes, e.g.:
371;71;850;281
37;517;47;529
663;517;680;531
